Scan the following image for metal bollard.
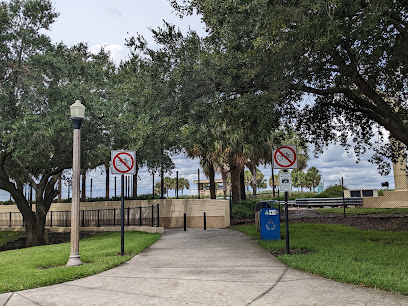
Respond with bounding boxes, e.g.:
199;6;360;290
204;212;206;230
157;204;160;227
184;213;187;231
127;207;130;226
151;205;154;227
97;209;100;227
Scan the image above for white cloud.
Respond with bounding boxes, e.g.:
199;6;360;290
105;8;123;18
89;43;129;65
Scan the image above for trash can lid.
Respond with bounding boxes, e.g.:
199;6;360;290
255;201;272;211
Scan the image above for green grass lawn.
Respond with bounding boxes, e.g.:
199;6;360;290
317;208;408;215
0;231;161;293
233;223;408;295
0;231;25;246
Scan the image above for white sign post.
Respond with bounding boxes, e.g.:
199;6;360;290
279;172;292;192
111;150;136;256
273;145;298;169
273;145;297;255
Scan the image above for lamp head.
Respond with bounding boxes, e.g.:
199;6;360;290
70;100;86;129
70;100;86;119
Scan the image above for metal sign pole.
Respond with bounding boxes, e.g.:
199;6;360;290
121;174;125;256
110;150;136;257
285;189;290;254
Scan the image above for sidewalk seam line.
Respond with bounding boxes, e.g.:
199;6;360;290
2;292;13;306
10;293;42;306
245;267;289;306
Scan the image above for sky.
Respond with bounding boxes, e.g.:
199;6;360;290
49;0;206;63
0;0;395;200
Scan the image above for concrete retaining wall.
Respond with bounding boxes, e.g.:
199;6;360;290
363;190;408;208
0;199;230;229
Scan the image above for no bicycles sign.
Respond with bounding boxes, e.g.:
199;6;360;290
111;150;136;175
273;145;298;169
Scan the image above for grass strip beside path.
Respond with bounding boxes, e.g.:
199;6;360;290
233;223;408;295
0;231;161;293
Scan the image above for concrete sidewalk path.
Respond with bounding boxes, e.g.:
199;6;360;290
1;229;407;305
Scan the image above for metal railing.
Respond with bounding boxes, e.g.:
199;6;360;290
294;197;363;207
0;204;160;228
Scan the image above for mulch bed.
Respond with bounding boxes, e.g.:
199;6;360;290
290;214;408;231
232;210;408;232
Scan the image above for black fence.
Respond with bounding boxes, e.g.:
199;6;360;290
0;204;160;228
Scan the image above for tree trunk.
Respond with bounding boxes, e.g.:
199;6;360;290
58;176;62;202
105;164;110;199
24;213;47;247
160;168;164;199
81;170;86;201
230;165;241;204
248;163;257;196
133;164;138;197
240;168;246;200
221;166;229;199
208;162;216;199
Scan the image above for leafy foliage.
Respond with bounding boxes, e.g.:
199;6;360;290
315;185;345;198
0;0;116;246
171;0;408;173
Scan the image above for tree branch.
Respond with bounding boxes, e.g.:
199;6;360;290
290;84;348;97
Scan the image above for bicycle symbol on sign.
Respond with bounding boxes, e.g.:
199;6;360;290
115;157;132;168
277;152;293;161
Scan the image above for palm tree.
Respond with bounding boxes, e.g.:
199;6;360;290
215;163;230;199
163;177;174;197
268;174;280;192
291;169;306;191
246;169;267;193
177;178;190;197
305;167;321;191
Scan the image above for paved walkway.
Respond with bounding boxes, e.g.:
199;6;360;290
1;229;408;305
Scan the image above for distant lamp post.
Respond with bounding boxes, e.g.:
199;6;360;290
67;100;85;267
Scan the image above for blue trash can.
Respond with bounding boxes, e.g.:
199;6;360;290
260;208;280;240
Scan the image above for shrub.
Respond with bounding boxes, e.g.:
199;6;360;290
315;185;344;198
231;199;281;219
231;200;258;219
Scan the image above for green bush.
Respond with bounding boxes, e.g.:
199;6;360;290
315;185;344;198
0;201;14;205
231;200;258;219
231;199;281;219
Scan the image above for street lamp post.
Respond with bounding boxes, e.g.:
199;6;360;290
67;100;85;267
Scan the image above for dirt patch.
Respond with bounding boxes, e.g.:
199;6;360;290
288;209;408;232
270;247;314;256
290;214;408;231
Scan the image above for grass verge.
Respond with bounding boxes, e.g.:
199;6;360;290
232;223;408;295
0;231;161;293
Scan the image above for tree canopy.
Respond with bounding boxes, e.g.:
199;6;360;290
0;0;116;245
171;0;408;173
